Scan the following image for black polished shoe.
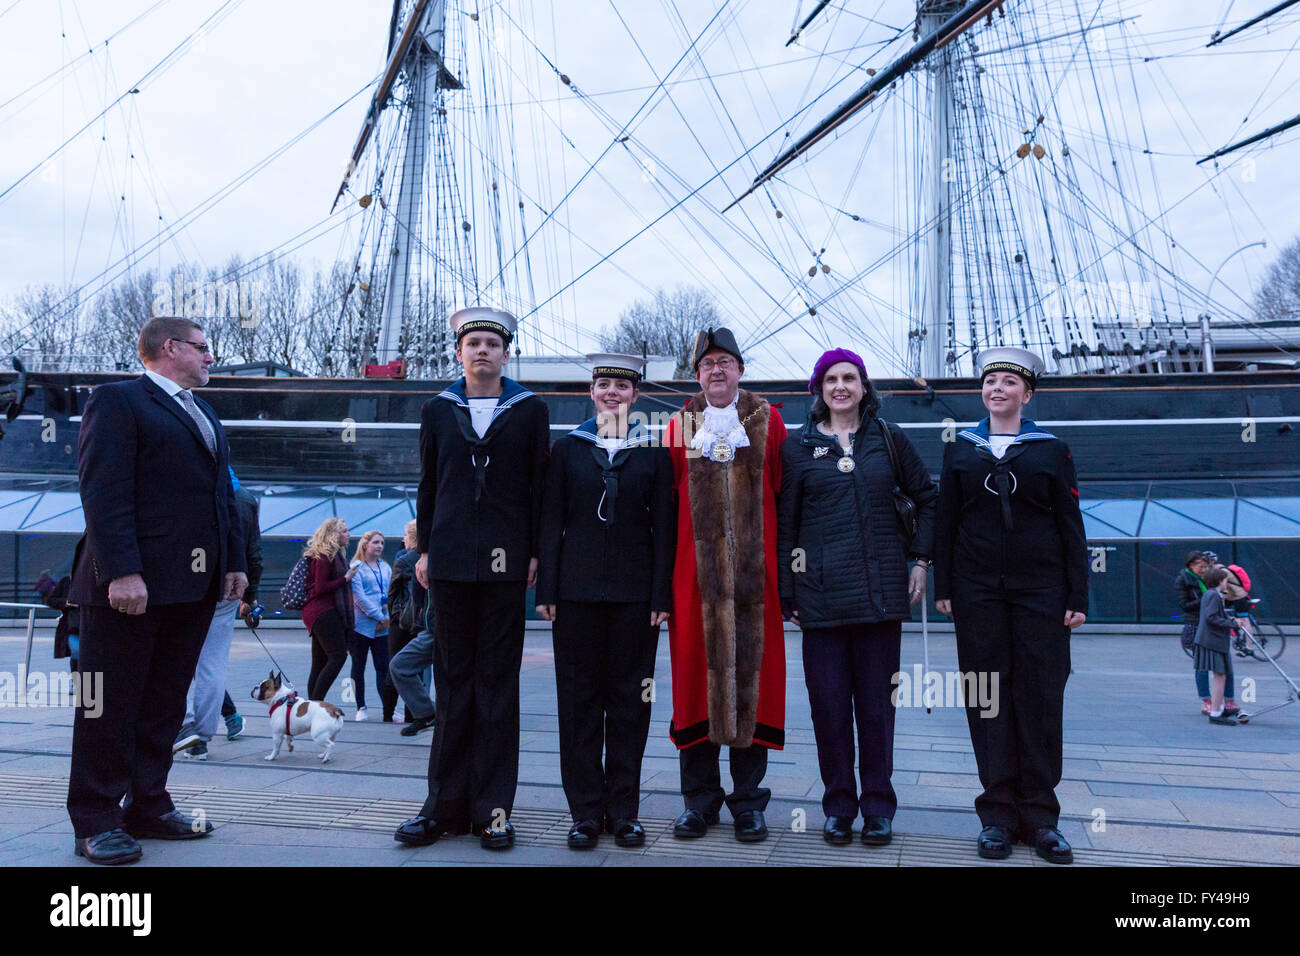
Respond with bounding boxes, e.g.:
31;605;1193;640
393;815;457;846
672;808;719;838
74;828;142;865
400;714;436;737
475;819;516;850
861;816;892;847
976;825;1013;860
823;816;854;845
124;809;212;840
567;819;600;850
733;810;768;843
1030;826;1073;864
611;818;645;848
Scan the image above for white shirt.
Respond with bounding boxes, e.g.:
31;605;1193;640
988;434;1016;459
467;397;498;438
144;368;215;428
689;395;751;461
599;436;621;463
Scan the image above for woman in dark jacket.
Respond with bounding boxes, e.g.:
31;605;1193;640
535;353;675;851
932;347;1088;864
777;347;937;848
302;517;357;701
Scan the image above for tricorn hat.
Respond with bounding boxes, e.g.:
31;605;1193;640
691;326;742;372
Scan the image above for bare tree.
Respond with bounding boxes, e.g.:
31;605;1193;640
258;259;306;370
599;284;721;378
83;268;160;371
1255;235;1300;326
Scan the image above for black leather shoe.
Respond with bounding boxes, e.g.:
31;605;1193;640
611;818;645;848
74;828;142;865
567;819;600;850
823;816;853;845
124;809;212;840
672;808;719;838
1030;826;1073;864
861;816;892;846
475;819;515;850
400;714;436;737
976;825;1013;860
734;810;768;843
393;815;457;846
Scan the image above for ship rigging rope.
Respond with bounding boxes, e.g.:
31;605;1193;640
481;0;898;375
1;76;379;355
0;0;172;119
0;0;245;206
482;0;734;296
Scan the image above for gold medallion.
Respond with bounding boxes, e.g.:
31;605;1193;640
836;455;855;473
711;439;734;462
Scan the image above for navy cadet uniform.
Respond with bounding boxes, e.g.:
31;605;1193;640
409;307;549;847
932;347;1089;860
535;353;675;848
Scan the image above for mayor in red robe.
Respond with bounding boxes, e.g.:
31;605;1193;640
662;327;787;843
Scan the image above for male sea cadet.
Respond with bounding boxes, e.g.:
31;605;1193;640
932;346;1089;864
661;327;788;843
393;307;549;851
535;352;675;850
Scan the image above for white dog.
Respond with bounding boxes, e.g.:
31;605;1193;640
250;671;344;763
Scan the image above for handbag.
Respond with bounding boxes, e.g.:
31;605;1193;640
876;417;919;548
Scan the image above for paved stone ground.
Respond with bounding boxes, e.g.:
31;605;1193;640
1;622;1297;867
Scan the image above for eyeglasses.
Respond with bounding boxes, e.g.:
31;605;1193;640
698;357;737;372
170;338;211;354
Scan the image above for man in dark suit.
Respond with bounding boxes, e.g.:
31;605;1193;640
66;316;247;864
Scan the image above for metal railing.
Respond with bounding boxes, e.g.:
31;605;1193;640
1;602;57;676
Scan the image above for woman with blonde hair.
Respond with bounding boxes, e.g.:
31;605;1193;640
348;529;393;721
302;517;357;701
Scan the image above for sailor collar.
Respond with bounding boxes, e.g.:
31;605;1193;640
436;375;535;422
957;417;1057;452
569;417;653;449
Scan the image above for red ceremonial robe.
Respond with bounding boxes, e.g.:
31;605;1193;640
664;389;787;750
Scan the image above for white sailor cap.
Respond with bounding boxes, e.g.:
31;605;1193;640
976;347;1046;388
585;352;645;383
450;307;517;344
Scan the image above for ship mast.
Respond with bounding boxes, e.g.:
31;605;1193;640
378;0;449;365
919;0;961;379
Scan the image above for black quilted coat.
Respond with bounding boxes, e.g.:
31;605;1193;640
777;409;937;628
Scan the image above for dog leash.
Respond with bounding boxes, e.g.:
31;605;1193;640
246;623;292;686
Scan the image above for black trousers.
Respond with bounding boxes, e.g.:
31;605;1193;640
951;578;1070;832
680;741;770;816
552;600;659;822
67;596;216;838
802;621;902;820
307;608;349;701
383;623;416;722
420;580;526;825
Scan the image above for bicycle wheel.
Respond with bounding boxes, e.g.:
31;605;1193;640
1248;621;1286;663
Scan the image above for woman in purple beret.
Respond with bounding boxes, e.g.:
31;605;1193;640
776;348;937;848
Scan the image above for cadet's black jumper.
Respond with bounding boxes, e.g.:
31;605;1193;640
414;376;549;828
536;419;675;824
932;418;1089;835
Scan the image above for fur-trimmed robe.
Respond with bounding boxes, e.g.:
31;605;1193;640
664;389;787;750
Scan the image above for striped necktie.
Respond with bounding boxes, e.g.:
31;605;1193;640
178;389;217;456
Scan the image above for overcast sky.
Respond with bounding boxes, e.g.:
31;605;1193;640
1;0;1298;378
